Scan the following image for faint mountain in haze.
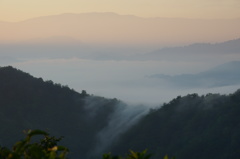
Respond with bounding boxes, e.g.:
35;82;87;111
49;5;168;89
137;38;240;61
149;61;240;88
0;37;239;64
154;38;240;54
0;12;240;46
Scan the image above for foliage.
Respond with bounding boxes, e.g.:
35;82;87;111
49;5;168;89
0;130;68;159
0;131;172;159
102;150;151;159
102;149;174;159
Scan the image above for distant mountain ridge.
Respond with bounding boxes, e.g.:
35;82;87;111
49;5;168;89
0;12;239;46
154;38;240;54
0;37;239;63
135;38;240;61
149;61;240;88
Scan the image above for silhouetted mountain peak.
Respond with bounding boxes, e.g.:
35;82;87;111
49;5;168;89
0;66;33;80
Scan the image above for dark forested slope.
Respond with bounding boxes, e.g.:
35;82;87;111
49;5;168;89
110;91;240;159
0;66;122;158
1;66;240;159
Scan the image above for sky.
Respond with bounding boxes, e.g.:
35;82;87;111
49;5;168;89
0;0;240;22
0;0;240;104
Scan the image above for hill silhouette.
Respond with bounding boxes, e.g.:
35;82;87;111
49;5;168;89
0;66;125;158
109;91;240;159
0;66;240;159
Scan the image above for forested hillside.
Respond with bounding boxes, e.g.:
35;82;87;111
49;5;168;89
0;66;240;159
109;91;240;159
0;66;123;158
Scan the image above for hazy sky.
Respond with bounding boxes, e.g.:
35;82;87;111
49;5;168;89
1;0;240;22
0;0;239;104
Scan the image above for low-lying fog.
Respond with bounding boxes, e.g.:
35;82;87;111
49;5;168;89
9;59;237;104
2;39;239;105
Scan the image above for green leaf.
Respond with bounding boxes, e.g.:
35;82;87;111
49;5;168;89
27;129;49;137
163;155;169;159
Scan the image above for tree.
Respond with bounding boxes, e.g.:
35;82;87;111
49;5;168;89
0;130;68;159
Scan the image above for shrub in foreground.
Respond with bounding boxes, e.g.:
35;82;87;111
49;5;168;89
0;130;68;159
0;130;172;159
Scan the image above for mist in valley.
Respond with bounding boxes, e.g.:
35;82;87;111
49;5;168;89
1;38;238;105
